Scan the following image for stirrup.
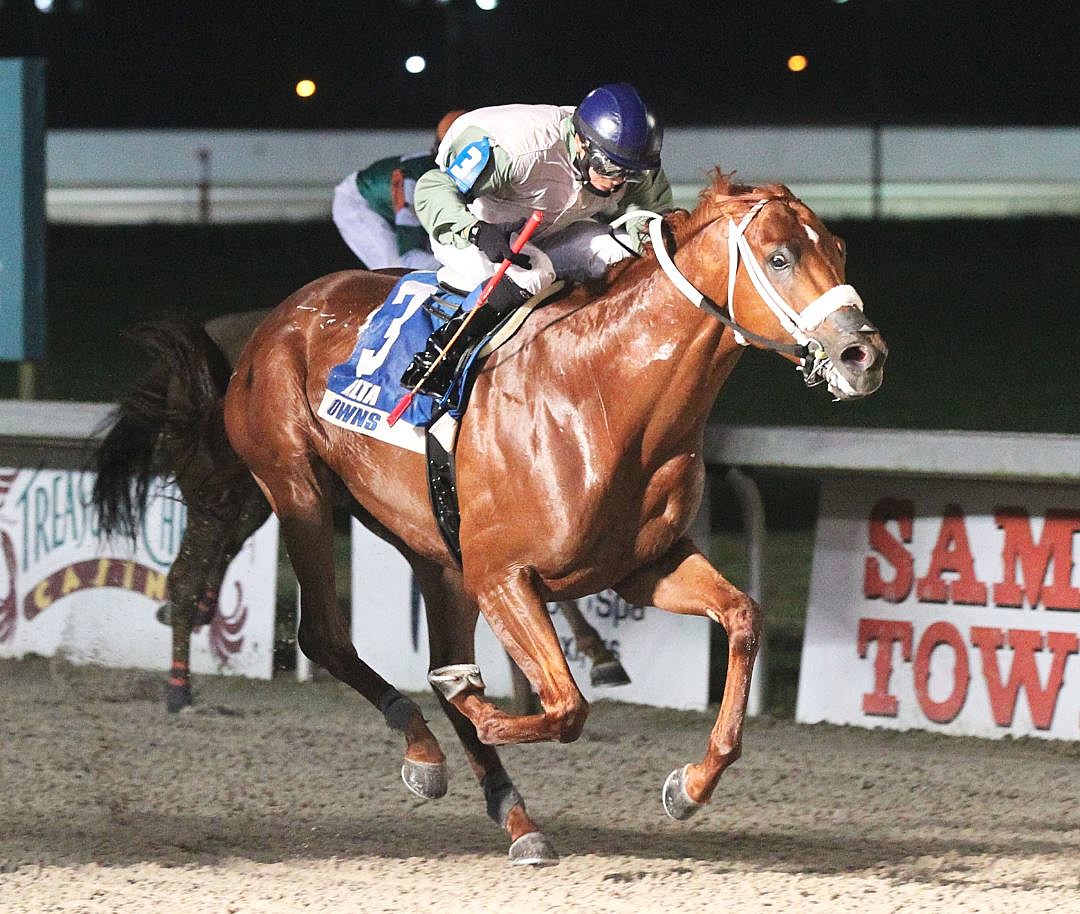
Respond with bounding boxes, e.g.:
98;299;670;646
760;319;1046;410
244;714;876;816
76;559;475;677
401;346;454;395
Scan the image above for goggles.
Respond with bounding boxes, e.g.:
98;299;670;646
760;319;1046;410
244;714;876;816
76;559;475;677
582;140;651;184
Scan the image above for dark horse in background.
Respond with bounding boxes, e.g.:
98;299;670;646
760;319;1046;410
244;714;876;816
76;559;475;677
216;172;887;864
90;314;629;715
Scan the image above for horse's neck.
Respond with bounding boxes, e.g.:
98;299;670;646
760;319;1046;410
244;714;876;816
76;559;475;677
616;233;737;369
566;257;742;444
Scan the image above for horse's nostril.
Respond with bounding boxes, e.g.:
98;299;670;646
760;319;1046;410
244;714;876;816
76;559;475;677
841;344;870;367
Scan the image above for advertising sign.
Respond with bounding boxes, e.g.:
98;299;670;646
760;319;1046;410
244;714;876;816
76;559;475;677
350;520;710;710
0;467;277;678
798;477;1080;740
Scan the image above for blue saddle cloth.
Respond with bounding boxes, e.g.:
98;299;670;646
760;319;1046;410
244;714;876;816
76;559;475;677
316;271;484;453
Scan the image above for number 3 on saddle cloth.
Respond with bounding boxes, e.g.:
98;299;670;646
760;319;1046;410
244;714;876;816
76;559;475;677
316;272;477;450
316;271;557;560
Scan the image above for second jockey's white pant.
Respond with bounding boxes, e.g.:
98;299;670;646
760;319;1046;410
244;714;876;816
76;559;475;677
431;219;634;295
332;173;440;271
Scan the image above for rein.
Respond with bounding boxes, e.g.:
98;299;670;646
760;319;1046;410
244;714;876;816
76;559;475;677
611;200;865;380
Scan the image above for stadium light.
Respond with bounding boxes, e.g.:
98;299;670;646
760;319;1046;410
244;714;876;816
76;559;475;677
476;0;499;9
787;54;809;73
295;79;316;99
405;55;427;74
34;0;55;12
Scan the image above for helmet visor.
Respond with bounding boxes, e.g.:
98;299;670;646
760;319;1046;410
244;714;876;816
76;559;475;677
583;140;652;184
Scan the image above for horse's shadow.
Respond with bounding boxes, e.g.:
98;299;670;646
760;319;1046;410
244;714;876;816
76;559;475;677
11;805;1070;883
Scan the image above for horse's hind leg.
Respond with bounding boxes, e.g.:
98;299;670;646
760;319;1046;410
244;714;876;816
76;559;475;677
412;557;557;866
558;599;631;688
264;460;449;797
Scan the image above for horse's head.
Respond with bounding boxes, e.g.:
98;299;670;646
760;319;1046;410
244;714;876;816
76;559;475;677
656;174;888;400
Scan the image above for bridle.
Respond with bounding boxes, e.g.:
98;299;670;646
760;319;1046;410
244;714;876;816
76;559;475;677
611;198;867;388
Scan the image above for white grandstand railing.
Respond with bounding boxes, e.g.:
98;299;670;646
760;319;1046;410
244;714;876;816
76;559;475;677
45;179;1080;225
44;126;1080;223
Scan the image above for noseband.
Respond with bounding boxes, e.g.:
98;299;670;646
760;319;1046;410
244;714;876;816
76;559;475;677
613;199;866;387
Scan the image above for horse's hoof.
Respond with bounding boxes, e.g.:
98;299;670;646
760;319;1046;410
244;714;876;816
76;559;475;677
590;659;631;688
165;682;192;714
401;758;448;800
662;765;705;821
508;831;559;866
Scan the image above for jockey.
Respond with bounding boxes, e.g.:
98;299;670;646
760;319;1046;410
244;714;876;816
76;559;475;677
401;82;674;396
332;109;464;270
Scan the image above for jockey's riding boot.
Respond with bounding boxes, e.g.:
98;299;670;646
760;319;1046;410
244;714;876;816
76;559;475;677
400;279;531;397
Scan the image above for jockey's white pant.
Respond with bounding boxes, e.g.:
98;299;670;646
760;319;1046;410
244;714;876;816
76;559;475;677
332;173;440;271
431;219;635;296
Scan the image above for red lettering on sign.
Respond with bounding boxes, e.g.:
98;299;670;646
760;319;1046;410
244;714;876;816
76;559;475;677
913;621;970;723
993;508;1080;611
970;626;1079;730
857;617;913;716
915;504;988;605
864;498;914;602
857;618;1078;732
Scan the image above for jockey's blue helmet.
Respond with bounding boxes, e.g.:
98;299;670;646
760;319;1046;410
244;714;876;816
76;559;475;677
572;82;663;174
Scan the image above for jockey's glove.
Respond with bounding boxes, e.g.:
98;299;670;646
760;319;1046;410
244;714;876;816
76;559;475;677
468;220;532;269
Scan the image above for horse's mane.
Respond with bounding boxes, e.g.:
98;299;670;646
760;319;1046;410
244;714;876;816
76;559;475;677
672;168;794;242
599;169;794;292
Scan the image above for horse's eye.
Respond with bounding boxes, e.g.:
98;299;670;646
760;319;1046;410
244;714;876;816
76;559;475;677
768;252;789;271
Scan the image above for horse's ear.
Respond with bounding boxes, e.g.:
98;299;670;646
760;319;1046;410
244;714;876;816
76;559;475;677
708;167;738;198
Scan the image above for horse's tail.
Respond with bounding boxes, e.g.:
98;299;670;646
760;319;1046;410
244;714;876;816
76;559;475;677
90;318;233;539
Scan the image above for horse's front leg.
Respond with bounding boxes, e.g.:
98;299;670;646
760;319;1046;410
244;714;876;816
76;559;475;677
615;536;761;820
162;509;223;713
413;558;557;866
433;567;588;746
163;487;272;713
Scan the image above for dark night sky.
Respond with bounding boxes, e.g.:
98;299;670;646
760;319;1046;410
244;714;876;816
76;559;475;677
1;0;1078;130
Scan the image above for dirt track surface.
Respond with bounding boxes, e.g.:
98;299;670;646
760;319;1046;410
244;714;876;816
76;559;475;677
1;657;1077;913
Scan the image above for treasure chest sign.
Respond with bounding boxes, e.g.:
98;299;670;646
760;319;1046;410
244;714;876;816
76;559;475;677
350;520;710;710
0;467;277;678
798;477;1080;740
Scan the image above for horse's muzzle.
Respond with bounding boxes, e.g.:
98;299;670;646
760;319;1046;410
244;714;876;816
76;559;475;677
814;306;888;399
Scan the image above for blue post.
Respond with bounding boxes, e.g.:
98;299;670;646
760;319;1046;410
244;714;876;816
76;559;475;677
0;59;46;364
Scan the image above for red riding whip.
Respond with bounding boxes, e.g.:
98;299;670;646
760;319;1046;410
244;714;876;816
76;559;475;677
386;209;543;426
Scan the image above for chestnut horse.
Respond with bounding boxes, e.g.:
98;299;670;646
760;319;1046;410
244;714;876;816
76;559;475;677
224;173;887;864
90;311;627;715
